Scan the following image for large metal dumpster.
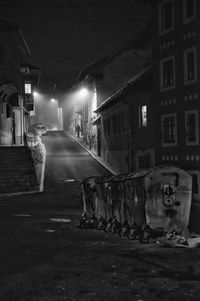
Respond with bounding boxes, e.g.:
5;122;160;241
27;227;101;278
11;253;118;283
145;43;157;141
124;169;150;228
125;165;192;233
81;176;99;218
92;175;127;231
79;175;111;228
144;165;192;231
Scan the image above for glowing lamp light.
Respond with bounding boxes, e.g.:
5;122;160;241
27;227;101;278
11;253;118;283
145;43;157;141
77;87;89;98
33;91;39;97
51;98;57;102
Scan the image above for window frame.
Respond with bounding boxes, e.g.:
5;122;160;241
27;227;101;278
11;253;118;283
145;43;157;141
159;0;174;36
160;55;176;91
185;109;199;145
183;47;197;85
161;113;177;147
183;0;196;24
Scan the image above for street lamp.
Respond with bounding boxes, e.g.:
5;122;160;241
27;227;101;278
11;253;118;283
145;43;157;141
33;91;39;97
77;87;89;98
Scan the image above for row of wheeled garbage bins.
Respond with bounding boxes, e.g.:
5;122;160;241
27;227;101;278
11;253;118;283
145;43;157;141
78;165;192;243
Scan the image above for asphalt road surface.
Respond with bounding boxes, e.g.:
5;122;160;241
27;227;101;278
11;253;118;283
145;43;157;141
44;131;109;185
0;131;200;300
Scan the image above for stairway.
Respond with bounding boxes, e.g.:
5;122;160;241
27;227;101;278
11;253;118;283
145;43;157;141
0;146;39;194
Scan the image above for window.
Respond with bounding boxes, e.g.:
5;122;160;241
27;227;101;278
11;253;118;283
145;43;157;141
119;112;125;133
0;44;4;63
107;118;110;136
189;171;199;194
112;115;117;135
139;105;147;127
159;0;174;35
138;154;151;169
103;120;107;137
185;110;199;145
183;0;196;23
184;47;197;84
25;82;31;94
161;113;177;146
160;56;175;90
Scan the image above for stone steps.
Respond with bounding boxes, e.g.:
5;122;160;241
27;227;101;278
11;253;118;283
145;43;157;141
0;146;39;194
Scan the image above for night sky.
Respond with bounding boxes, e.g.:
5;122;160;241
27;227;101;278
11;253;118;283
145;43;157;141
0;0;149;95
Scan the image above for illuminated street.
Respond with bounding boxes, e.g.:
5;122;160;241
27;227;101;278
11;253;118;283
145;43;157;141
0;131;199;300
1;1;200;300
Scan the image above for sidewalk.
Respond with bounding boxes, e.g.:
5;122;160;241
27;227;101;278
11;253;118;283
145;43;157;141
70;132;117;176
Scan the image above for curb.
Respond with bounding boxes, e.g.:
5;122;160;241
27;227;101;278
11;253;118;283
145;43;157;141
70;134;117;175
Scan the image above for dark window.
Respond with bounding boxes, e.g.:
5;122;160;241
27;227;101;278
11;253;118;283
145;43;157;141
107;118;110;136
163;116;176;143
139;154;151;169
116;114;120;134
187;51;195;81
186;113;197;142
192;173;198;193
161;1;173;31
120;112;125;132
103;120;107;137
186;0;194;19
0;44;4;63
163;59;174;87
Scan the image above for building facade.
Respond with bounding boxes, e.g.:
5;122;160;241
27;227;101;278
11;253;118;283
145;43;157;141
0;20;38;146
151;0;200;201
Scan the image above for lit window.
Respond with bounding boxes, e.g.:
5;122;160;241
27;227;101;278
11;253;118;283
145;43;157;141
161;113;177;146
160;56;175;90
159;0;174;34
184;47;197;84
139;105;147;128
185;110;198;145
183;0;196;23
25;83;31;94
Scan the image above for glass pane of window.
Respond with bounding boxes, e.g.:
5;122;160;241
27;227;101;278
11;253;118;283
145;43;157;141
163;59;174;87
141;105;147;127
139;154;151;169
192;174;198;193
163;116;175;143
25;83;31;94
162;1;173;31
187;51;195;80
107;118;110;136
186;0;194;19
187;113;196;142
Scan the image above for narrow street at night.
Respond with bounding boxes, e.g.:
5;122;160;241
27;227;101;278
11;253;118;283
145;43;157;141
1;1;200;300
0;131;200;300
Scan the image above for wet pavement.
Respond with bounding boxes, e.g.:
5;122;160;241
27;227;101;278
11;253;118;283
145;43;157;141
0;131;200;300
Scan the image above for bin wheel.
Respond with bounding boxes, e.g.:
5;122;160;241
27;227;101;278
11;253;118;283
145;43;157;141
119;227;129;237
139;229;151;244
111;222;121;234
104;219;112;232
105;223;111;232
127;228;138;240
78;221;86;229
